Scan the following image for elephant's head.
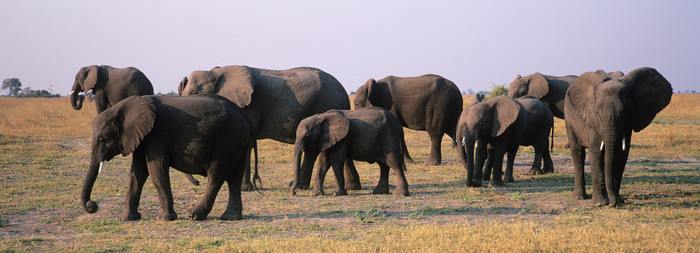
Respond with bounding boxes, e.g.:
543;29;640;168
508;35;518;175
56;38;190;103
179;65;256;108
290;111;349;194
353;78;392;110
458;95;521;186
71;65;103;110
508;73;549;99
80;96;156;214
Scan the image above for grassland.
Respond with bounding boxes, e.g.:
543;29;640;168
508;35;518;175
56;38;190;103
0;95;698;252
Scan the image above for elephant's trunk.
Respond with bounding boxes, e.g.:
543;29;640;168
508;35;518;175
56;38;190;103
290;145;303;195
70;82;85;110
80;157;102;213
604;129;620;205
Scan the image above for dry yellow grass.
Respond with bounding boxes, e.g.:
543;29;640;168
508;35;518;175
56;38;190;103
0;95;698;252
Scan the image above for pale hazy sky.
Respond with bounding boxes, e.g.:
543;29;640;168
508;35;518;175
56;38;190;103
1;1;698;95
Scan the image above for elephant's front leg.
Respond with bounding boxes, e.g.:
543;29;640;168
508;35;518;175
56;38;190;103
504;149;517;183
121;152;149;221
567;127;589;200
147;157;177;221
589;138;609;206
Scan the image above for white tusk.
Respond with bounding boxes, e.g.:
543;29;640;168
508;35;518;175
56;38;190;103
99;161;104;173
69;90;75;95
600;141;605;151
475;142;478;149
461;137;466;146
622;138;626;151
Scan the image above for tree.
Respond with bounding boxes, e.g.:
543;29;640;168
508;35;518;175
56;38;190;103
484;83;508;100
2;78;22;96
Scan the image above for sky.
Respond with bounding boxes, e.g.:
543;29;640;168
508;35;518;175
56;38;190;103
1;1;699;96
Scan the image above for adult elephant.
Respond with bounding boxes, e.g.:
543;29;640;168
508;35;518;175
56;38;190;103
179;65;354;191
354;74;463;166
70;65;154;114
71;65;200;186
565;67;672;207
80;94;257;221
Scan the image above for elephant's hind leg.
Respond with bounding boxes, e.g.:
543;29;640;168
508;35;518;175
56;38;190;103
221;162;245;220
424;131;444;166
343;159;362;190
190;165;226;220
372;162;391;195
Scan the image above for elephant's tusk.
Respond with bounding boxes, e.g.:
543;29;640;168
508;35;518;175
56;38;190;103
600;141;605;151
461;137;466;147
622;138;626;151
69;90;75;95
475;142;478;149
99;161;104;173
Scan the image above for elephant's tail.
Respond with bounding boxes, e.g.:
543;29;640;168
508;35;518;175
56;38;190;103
550;121;554;152
251;137;262;192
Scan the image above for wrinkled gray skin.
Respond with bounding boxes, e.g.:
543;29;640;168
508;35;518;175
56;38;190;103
354;74;463;166
290;107;409;197
71;65;200;186
179;65;354;191
565;67;672;207
508;70;624;119
456;95;553;187
80;94;258;221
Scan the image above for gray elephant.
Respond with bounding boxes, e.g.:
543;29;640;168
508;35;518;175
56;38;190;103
179;65;354;191
354;74;463;166
70;65;154;114
456;95;553;187
290;107;409;197
565;67;672;206
80;94;258;221
71;65;201;186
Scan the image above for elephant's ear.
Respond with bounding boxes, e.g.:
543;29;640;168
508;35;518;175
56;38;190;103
117;97;156;156
178;76;188;96
526;73;549;99
319;111;350;151
620;67;673;132
215;65;256;108
490;95;521;137
83;65;101;91
567;72;605;126
365;78;378;104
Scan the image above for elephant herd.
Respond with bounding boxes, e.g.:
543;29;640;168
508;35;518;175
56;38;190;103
72;64;672;221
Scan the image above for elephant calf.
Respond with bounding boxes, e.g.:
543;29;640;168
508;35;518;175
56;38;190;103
80;94;257;221
290;107;409;196
457;95;553;186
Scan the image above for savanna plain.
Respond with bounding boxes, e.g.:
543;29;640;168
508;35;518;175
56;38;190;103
0;95;698;252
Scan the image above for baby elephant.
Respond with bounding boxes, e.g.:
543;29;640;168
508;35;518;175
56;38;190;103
457;95;553;186
80;94;257;221
290;107;409;196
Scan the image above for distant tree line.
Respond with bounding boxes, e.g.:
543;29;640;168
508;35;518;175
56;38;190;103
1;78;61;98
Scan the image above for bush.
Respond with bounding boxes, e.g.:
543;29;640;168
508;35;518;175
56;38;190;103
484;84;508;100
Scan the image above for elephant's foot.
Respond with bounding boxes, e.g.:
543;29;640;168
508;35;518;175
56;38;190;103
404;155;415;164
345;181;362;191
158;212;178;221
189;206;210;220
482;174;491;181
571;190;590;200
423;157;441;166
312;188;325;196
608;195;625;207
220;211;243;221
504;176;515;183
542;167;554;174
289;180;311;190
119;212;142;221
468;180;482;187
372;186;390;195
527;168;543;175
592;195;610;207
241;181;255;191
333;189;348;197
393;186;410;196
490;179;504;187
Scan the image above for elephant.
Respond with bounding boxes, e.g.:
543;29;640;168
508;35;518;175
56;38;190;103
70;65;201;186
456;95;553;187
70;65;154;114
80;94;258;221
354;74;463;166
179;65;355;191
290;107;409;197
564;67;672;207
